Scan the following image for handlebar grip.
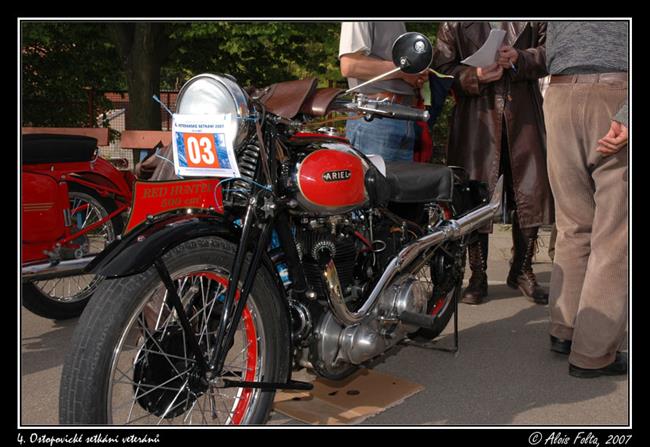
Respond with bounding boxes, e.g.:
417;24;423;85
374;102;430;122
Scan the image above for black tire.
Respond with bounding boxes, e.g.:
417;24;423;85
60;236;290;425
411;285;458;341
412;242;465;341
22;183;124;320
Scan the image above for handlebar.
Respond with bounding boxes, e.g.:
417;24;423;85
332;94;430;122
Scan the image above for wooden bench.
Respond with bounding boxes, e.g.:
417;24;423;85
22;127;110;146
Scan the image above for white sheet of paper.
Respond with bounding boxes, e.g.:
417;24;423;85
461;29;506;67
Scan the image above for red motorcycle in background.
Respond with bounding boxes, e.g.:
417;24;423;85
21;133;134;319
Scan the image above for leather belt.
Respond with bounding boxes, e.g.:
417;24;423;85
550;72;628;85
368;92;417;106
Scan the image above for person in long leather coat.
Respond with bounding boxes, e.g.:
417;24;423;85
432;21;554;305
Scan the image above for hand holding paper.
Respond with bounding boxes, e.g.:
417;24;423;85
497;46;519;70
477;64;504;84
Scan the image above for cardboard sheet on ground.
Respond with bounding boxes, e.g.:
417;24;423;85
273;369;424;425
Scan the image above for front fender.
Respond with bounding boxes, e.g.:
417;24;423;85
88;212;239;278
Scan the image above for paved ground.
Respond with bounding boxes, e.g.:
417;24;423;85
19;225;629;426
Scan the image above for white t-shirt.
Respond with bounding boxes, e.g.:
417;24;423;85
339;21;415;96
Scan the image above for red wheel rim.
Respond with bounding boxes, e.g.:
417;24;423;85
430;296;445;317
193;272;257;425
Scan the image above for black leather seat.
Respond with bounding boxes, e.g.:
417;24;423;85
22;134;98;164
385;161;453;203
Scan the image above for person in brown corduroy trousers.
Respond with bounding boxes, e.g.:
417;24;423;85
544;21;628;378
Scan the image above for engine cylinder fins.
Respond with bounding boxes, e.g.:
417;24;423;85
295;228;356;299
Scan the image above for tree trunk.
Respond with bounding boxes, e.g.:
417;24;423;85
108;23;171;131
125;49;161;130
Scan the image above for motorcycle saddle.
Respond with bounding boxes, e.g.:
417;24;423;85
255;78;344;119
22;134;97;164
385;161;454;203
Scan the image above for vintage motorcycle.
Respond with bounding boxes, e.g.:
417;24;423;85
21;133;133;319
59;33;502;425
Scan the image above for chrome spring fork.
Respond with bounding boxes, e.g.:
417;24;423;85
229;144;260;203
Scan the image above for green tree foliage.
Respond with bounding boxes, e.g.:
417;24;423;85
162;22;343;89
21;20;453;152
21;22;124;127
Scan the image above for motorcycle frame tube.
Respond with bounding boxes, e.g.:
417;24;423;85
56;203;129;248
64;175;130;203
274;210;309;296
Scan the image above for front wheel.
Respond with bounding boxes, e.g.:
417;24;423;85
59;237;289;425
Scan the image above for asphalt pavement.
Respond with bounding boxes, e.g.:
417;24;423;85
19;225;629;426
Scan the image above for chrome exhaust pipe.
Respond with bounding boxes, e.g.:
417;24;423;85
21;256;95;282
322;259;366;325
323;176;503;326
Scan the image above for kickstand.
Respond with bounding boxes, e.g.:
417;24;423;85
403;285;460;355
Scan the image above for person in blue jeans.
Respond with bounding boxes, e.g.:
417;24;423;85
339;22;427;161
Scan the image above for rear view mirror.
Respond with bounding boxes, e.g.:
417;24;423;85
391;32;433;74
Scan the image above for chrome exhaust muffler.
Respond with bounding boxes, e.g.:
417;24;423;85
323;176;503;326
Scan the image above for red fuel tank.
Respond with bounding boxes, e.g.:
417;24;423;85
295;144;369;214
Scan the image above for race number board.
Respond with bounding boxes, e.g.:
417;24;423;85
172;114;241;178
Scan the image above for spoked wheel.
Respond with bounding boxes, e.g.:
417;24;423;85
411;241;464;341
60;237;289;426
22;183;123;320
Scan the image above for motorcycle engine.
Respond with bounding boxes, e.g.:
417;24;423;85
294;217;357;300
298;211;433;379
312;273;430;378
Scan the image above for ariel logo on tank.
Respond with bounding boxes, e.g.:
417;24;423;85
322;170;352;182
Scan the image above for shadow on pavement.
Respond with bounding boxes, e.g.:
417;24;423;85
365;304;627;425
21;317;78;376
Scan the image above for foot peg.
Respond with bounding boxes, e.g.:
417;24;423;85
399;311;437;330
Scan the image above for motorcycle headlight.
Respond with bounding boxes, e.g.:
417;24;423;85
176;74;251;148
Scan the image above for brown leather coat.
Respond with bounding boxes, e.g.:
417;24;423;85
433;22;553;228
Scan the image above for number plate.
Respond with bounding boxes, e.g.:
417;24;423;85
172;114;241;178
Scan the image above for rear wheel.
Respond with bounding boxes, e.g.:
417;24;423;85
22;183;123;320
59;237;289;425
412;241;464;340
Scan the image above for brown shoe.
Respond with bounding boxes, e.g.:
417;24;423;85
461;235;488;305
507;271;548;304
462;271;487;304
507;222;548;305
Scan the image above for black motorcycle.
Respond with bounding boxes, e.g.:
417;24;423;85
59;33;502;425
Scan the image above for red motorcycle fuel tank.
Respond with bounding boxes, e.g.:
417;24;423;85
294;143;370;214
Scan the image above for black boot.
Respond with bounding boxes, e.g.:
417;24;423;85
461;234;488;305
507;218;548;304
